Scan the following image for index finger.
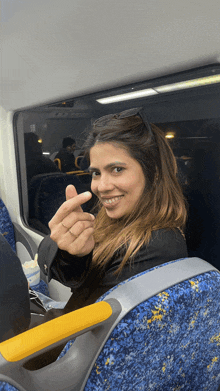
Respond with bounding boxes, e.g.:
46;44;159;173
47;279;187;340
66;185;79;202
65;185;85;212
50;190;93;226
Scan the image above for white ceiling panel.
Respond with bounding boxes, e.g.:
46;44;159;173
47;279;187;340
1;0;220;110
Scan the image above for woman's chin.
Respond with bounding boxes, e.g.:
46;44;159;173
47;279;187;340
105;208;124;219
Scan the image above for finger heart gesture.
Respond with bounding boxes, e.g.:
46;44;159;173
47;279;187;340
49;185;95;257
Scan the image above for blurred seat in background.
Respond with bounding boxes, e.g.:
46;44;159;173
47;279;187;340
28;172;97;233
54;137;79;173
54;158;62;171
185;147;220;271
24;133;59;185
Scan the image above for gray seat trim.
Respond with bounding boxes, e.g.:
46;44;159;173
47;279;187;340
13;223;38;259
104;257;219;323
0;257;219;391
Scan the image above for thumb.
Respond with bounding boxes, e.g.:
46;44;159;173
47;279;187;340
65;184;79;201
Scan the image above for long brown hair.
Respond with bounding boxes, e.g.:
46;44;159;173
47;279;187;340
84;111;187;275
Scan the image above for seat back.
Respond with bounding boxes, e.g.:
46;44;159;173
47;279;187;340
0;199;16;253
183;149;220;271
85;261;220;390
0;198;38;262
0;258;220;391
0;197;49;295
1;258;218;391
28;172;95;229
75;156;83;169
55;257;220;391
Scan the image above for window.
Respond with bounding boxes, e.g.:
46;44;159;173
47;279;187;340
14;64;220;270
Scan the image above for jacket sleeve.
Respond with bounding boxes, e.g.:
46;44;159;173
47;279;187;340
37;235;93;289
0;235;31;342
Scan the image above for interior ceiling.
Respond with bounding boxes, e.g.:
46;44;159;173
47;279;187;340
1;0;220;111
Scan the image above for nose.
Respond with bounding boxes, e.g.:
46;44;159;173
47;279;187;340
92;174;115;194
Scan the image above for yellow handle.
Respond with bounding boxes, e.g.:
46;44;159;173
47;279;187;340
54;158;62;170
66;170;85;174
0;301;112;362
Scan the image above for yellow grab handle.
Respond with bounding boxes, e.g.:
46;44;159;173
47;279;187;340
0;301;112;362
66;170;85;174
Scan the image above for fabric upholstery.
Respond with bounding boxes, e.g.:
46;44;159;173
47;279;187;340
0;199;16;253
85;270;220;390
0;383;17;391
58;259;220;391
1;258;220;390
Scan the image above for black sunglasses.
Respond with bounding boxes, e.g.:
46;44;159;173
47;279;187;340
93;107;154;137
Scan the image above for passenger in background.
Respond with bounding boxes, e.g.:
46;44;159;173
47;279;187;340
38;107;188;316
54;137;78;172
25;133;59;184
0;234;30;342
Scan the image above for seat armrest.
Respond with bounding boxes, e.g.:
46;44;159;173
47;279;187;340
0;301;112;363
0;299;121;391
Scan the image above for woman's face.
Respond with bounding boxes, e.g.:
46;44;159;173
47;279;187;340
89;142;146;219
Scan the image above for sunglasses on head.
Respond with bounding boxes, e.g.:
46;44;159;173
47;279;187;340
93;107;153;137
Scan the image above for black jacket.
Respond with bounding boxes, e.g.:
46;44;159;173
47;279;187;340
38;229;188;313
0;235;30;342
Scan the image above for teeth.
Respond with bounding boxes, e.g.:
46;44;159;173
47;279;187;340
102;196;123;205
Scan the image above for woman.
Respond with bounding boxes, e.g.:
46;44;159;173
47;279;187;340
38;107;188;314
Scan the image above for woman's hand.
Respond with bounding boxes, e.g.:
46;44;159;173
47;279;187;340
49;185;95;257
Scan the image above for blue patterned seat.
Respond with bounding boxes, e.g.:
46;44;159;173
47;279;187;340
0;257;219;391
85;270;220;390
0;198;49;295
0;199;16;253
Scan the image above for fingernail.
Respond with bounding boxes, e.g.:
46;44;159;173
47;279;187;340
90;214;95;220
84;191;91;197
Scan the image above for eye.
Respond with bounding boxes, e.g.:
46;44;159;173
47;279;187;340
113;167;124;173
90;170;100;178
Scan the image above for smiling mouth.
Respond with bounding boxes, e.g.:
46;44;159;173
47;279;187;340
101;195;124;206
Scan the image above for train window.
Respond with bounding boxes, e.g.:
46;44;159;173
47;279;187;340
14;64;220;270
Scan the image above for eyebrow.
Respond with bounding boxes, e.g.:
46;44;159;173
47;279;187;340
89;162;127;171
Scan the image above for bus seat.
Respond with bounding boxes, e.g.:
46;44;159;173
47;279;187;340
77;172;93;184
0;197;38;263
0;197;48;296
183;148;220;271
66;170;85;174
0;199;16;253
78;155;89;171
54;158;62;171
66;171;93;185
74;156;83;169
74;156;89;171
0;257;219;391
28;172;96;229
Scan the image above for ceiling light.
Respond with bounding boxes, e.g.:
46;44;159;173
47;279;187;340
165;132;175;139
155;74;220;93
96;74;220;105
97;89;158;104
